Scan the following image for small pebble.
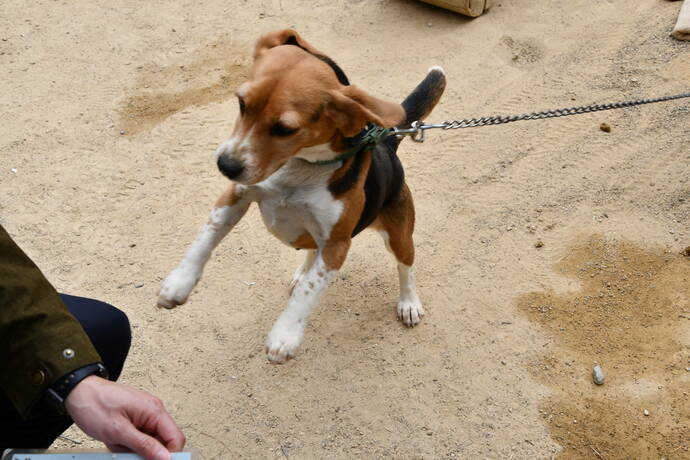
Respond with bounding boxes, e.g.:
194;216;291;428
10;168;17;173
592;365;605;385
120;130;125;135
600;122;611;133
683;246;690;258
643;409;650;416
535;240;544;248
134;282;144;288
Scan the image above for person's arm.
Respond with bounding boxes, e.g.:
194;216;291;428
0;225;185;458
0;224;102;418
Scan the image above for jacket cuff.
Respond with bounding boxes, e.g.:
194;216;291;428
0;225;103;419
1;312;103;419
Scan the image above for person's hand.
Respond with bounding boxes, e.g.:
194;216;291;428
64;375;185;460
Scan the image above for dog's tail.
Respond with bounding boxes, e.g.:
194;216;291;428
386;66;446;151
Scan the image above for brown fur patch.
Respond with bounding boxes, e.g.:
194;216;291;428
322;239;352;271
214;183;244;207
292;232;318;250
320;152;373;270
326;155;358;184
374;183;416;266
253;29;323;59
326;85;404;137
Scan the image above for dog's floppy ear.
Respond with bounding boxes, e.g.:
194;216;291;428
326;86;405;137
253;29;321;59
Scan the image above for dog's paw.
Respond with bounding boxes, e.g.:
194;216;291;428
265;322;303;364
156;266;200;309
397;296;425;327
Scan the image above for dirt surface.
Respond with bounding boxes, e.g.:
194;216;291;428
1;0;688;458
518;236;690;458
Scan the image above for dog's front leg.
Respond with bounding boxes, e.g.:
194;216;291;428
265;240;350;363
157;184;250;309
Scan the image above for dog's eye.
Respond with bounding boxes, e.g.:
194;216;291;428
238;97;246;115
270;122;299;137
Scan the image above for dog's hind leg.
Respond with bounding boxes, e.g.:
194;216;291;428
157;184;251;309
374;184;424;326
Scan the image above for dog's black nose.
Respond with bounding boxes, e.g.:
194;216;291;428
217;156;245;180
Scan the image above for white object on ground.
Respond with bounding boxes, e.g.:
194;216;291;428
672;0;690;40
592;365;605;385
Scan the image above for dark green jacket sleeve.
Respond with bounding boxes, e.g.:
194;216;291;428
0;224;102;419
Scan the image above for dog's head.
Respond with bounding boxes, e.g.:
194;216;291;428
215;29;404;184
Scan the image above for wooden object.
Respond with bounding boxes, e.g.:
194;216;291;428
418;0;493;17
672;0;690;40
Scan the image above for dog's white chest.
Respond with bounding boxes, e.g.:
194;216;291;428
258;190;311;245
246;160;344;247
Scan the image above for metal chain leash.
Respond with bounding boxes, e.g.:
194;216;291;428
392;90;690;142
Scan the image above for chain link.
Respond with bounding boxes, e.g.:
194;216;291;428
393;91;690;142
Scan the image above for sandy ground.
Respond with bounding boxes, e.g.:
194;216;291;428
1;0;689;458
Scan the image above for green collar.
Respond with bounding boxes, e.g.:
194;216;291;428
307;126;392;166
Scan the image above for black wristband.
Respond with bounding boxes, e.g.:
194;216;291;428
44;363;109;415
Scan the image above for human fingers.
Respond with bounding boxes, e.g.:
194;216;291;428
146;397;186;451
104;444;126;453
117;422;171;460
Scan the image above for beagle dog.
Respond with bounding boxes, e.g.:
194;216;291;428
157;30;446;363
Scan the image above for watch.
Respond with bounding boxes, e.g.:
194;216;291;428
44;363;109;415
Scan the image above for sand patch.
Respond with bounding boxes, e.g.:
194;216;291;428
118;40;250;134
518;235;690;458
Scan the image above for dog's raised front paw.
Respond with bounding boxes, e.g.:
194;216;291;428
397;296;425;327
156;266;200;309
265;322;303;364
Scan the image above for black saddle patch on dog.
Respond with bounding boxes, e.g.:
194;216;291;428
354;143;404;236
328;143;404;237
